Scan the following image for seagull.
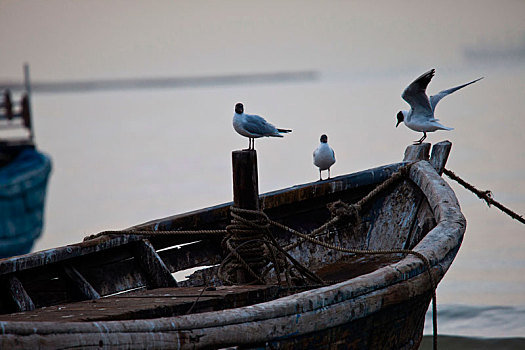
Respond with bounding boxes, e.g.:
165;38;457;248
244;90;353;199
313;134;336;181
233;103;291;150
396;69;483;144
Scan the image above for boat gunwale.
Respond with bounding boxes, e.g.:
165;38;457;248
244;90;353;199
0;161;406;275
0;159;466;345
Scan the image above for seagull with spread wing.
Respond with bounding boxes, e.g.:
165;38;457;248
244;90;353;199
396;69;483;144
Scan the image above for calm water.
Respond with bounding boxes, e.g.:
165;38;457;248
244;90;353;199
1;0;524;346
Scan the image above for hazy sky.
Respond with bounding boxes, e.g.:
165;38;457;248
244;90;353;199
1;0;524;80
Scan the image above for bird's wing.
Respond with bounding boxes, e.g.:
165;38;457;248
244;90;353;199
402;69;435;115
429;77;484;111
243;114;277;136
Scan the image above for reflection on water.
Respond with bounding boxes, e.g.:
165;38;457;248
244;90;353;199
420;335;525;350
425;305;525;338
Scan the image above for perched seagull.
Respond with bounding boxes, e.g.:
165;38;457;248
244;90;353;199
313;134;336;181
396;69;483;144
232;103;291;150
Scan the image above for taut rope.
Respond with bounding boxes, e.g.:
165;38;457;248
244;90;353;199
444;168;525;225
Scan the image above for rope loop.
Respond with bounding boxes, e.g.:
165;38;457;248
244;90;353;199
328;200;361;223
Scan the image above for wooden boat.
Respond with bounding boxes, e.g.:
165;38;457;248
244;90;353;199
0;76;52;258
0;141;465;349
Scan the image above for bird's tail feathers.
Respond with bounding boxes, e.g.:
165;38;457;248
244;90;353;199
277;128;292;133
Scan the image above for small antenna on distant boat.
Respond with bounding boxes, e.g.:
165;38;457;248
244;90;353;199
23;63;34;141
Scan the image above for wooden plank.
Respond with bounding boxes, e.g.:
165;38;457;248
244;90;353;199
62;265;100;300
71;247;147;298
158;239;223;273
135;163;406;232
429;140;452;175
76;262;145;297
365;180;423;250
0;285;278;323
7;275;34;312
133;239;178;288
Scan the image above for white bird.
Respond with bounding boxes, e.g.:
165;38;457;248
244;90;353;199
313;134;336;181
396;69;483;144
232;103;291;150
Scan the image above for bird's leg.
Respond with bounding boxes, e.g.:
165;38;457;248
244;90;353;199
319;169;322;181
328;168;331;179
413;132;427;145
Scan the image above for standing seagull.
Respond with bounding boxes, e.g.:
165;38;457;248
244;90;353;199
396;69;483;144
233;103;291;150
313;134;336;181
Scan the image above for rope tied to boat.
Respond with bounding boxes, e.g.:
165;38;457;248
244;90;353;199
219;207;270;284
218;206;326;286
443;168;525;225
81;162;438;349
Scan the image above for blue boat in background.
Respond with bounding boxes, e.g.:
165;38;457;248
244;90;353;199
0;65;52;258
0;146;51;257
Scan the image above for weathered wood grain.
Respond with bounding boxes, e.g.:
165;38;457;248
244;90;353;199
231;149;263;283
157;240;223;273
7;275;34;312
429;140;452;175
0;285;279;323
403;143;430;162
133;239;178;289
62;265;100;300
404;141;452;249
365;179;421;251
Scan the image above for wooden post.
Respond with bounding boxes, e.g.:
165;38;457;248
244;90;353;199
23;63;34;141
231;149;262;284
403;143;431;162
429;141;452;175
232;150;259;210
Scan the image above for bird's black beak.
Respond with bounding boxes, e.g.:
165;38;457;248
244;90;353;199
396;111;404;127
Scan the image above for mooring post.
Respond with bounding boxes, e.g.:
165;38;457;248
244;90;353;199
231;149;263;284
232;150;259;210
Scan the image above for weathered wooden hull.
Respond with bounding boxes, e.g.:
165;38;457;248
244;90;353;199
0;142;465;349
0;146;52;258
